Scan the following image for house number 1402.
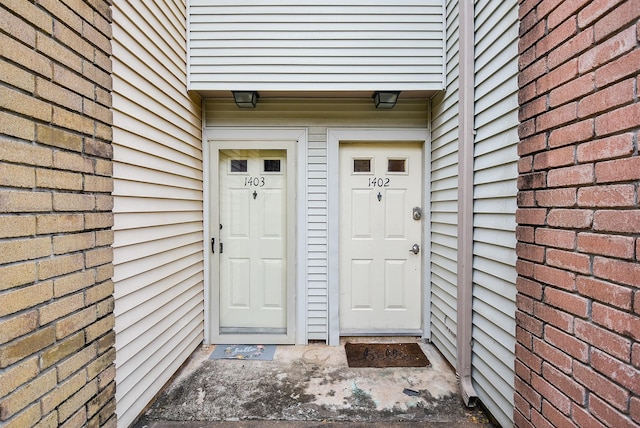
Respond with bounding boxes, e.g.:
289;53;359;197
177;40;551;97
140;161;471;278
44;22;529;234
244;177;265;187
368;177;390;187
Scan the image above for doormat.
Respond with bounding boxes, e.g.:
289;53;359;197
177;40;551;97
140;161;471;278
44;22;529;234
209;344;277;361
345;342;431;368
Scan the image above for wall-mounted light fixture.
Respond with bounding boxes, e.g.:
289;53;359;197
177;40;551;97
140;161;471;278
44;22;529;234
232;91;259;108
372;91;400;109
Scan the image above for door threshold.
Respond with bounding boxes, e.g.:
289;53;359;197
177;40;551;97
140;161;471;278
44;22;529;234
340;329;423;336
339;335;425;345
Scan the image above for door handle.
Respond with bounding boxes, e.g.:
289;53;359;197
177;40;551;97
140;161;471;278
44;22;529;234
211;238;223;254
410;244;420;254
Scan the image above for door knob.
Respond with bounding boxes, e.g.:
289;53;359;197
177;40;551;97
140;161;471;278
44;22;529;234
410;244;420;254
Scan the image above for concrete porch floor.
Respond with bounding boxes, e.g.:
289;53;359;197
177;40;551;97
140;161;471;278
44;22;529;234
134;338;495;427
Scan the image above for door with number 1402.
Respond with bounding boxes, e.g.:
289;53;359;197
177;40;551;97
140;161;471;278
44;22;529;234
339;143;423;334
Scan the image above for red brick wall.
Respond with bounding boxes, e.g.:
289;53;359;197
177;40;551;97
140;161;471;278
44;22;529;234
0;1;115;427
516;0;639;427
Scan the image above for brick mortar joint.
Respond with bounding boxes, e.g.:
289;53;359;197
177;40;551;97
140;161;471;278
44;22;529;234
2;113;114;148
2;51;113;98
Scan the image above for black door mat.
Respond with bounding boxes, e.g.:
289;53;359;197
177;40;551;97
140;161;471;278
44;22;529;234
345;342;431;368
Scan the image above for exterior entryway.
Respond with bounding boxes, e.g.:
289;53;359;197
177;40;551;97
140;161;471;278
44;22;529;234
135;340;494;427
339;143;423;334
209;138;298;344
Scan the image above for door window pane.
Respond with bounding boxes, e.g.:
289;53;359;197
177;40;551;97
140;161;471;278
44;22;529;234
353;159;371;173
263;159;281;173
388;159;406;173
230;159;247;173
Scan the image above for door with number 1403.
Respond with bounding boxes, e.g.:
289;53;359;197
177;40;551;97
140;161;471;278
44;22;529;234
218;149;288;335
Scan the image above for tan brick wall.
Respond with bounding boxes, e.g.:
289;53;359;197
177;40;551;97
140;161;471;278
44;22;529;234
516;0;639;427
0;1;115;426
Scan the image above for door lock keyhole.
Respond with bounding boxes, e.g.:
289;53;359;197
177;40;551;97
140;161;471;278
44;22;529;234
413;207;422;220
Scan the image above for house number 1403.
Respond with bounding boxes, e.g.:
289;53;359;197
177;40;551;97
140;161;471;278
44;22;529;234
368;177;390;187
244;177;265;187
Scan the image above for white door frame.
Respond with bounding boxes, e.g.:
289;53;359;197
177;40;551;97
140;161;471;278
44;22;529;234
203;128;308;345
327;128;431;346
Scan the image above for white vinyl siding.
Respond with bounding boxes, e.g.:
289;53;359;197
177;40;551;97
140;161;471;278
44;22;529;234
431;1;518;424
189;1;445;91
429;0;459;366
205;98;428;340
307;127;329;339
472;0;518;426
112;1;204;426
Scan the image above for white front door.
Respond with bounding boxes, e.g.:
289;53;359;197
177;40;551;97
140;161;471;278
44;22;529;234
211;141;296;343
339;143;423;333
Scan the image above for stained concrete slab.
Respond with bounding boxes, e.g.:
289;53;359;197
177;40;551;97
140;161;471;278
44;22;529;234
134;338;494;427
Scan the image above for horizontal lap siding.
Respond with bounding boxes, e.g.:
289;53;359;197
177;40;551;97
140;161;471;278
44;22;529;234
112;0;204;426
429;0;459;366
472;0;518;426
190;1;444;91
205;98;427;340
307;127;329;339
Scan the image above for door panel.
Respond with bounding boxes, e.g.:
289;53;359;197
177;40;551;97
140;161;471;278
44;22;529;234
351;260;373;308
385;260;406;309
219;149;287;333
339;143;423;332
352;190;373;237
385;189;406;237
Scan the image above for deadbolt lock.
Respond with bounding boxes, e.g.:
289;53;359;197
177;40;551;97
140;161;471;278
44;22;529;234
412;207;422;220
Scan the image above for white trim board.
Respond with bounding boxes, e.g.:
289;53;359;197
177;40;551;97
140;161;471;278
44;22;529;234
326;128;431;346
203;127;308;345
